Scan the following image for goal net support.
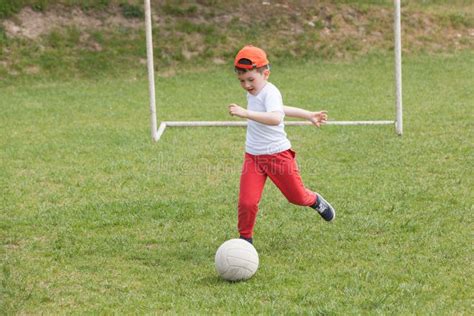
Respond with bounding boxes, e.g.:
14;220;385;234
144;0;403;142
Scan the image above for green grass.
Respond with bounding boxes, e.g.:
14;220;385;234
1;52;473;314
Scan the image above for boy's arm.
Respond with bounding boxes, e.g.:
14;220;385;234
228;104;282;126
283;105;328;127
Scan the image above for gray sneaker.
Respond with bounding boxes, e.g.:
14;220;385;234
312;194;336;222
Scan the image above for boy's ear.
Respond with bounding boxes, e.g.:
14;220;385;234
263;68;271;79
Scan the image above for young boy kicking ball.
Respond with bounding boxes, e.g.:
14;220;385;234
228;45;335;245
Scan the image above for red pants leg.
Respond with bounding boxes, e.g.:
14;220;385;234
238;153;267;239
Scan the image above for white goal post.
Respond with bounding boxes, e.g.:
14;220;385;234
144;0;403;141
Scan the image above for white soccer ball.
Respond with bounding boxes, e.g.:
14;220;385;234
215;238;259;281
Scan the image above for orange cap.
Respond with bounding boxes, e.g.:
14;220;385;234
234;45;270;69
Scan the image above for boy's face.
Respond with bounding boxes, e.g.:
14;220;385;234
237;69;270;96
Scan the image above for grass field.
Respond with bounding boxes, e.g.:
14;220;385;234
1;52;473;314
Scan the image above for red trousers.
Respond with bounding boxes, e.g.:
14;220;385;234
238;149;317;238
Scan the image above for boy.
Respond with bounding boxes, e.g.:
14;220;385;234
228;45;335;245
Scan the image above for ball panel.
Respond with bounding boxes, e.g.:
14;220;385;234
215;246;230;275
222;266;254;281
226;254;258;270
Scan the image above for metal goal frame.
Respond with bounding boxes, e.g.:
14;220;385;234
144;0;403;141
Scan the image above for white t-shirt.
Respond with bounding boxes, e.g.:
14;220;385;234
245;82;291;155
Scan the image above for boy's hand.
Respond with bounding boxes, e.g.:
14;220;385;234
228;104;248;119
309;111;328;127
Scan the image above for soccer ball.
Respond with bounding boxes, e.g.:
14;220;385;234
215;238;259;281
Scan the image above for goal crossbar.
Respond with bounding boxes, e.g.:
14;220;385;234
144;0;403;142
156;120;394;141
